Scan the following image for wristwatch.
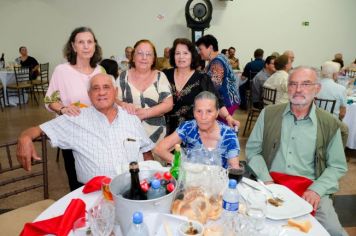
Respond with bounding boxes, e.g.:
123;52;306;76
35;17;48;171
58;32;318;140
58;106;65;115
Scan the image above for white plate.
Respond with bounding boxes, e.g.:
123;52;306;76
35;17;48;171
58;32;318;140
239;178;313;220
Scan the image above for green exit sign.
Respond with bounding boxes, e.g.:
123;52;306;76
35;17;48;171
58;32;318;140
302;21;310;26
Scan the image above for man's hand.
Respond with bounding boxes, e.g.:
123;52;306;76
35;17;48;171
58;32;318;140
17;136;41;171
226;115;240;130
302;189;321;211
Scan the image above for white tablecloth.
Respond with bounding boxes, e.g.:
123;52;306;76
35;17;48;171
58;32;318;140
343;102;356;149
0;69;28;106
35;187;330;236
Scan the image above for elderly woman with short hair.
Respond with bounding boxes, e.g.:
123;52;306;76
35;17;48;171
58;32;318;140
154;91;240;169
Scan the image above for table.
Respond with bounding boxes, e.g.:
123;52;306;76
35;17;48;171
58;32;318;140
35;187;330;236
0;69;28;106
343;101;356;149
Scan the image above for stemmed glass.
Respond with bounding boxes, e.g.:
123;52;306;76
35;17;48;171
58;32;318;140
89;201;115;236
246;191;267;231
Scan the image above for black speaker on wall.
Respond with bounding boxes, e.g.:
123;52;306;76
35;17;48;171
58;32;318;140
185;0;213;42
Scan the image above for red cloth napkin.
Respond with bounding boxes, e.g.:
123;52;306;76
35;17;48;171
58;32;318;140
20;198;85;236
270;171;316;215
82;176;110;194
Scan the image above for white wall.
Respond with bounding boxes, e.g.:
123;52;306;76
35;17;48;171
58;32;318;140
0;0;355;75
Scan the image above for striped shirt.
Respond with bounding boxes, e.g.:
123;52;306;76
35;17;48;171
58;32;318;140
40;105;154;183
176;120;240;168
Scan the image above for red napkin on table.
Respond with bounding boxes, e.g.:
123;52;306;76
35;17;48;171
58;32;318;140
270;171;316;215
82;176;110;194
20;198;85;236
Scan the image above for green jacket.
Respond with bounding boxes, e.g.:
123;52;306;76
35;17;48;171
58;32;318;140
262;103;339;178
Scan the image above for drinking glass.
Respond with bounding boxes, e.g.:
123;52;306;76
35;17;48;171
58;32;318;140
101;177;113;201
73;216;91;236
89;201;115;236
246;191;267;231
228;163;245;184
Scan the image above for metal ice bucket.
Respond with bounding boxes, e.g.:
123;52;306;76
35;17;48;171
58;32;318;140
110;170;177;235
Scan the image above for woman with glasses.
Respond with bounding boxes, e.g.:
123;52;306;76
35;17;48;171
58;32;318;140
116;39;173;144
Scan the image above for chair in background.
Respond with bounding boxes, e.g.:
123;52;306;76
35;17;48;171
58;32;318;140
345;69;356;78
314;97;336;114
243;87;277;136
0;134;54;235
32;63;49;97
0;82;5;111
6;66;38;108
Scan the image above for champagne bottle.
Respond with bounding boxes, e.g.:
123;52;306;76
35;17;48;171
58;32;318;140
123;161;147;200
170;144;181;180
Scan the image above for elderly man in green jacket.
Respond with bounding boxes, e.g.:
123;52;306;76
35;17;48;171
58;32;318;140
246;66;348;236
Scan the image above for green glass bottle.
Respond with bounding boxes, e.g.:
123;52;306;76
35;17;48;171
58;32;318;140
170;144;181;180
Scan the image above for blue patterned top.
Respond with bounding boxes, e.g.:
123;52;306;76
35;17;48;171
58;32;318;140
176;120;240;168
206;54;240;107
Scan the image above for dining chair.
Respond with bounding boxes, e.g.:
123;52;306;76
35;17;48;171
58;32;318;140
0;134;55;235
314;97;336;114
345;69;356;78
243;87;277;136
32;63;49;97
0;82;5;111
6;66;39;108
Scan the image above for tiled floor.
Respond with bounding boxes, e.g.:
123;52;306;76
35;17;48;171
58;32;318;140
0;100;355;235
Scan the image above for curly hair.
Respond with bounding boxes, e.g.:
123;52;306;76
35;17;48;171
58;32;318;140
63;26;102;68
129;39;157;69
169;38;200;70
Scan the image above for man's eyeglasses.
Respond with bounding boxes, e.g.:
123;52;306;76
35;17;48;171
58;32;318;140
288;82;318;89
136;51;153;58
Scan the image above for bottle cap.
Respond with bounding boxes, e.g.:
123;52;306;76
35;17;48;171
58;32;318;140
174;144;181;151
132;211;143;224
151;179;161;189
228;179;237;189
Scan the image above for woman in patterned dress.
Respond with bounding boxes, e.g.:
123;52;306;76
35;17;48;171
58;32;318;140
163;38;240;135
116;39;173;143
196;35;240;121
154;91;240;169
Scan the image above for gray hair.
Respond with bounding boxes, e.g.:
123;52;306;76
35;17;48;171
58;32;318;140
87;73;117;91
194;91;219;110
289;66;321;83
321;61;340;79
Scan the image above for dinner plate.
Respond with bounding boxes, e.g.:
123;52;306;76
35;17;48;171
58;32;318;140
239;178;313;220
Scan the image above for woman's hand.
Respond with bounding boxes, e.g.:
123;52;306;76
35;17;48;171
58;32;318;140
61;105;81;116
226;115;240;129
120;102;137;114
135;108;149;120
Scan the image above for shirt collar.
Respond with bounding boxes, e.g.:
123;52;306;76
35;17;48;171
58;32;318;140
283;103;317;124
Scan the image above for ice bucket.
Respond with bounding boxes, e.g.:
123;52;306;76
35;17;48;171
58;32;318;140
110;169;177;235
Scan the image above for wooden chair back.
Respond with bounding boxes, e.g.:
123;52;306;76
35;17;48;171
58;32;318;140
0;134;49;204
314;97;336;114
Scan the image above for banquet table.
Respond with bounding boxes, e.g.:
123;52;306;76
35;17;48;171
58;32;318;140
343;100;356;149
34;186;330;236
0;69;28;106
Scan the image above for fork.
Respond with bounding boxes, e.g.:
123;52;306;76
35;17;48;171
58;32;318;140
257;179;284;202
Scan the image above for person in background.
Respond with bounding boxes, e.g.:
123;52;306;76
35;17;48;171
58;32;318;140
263;54;292;104
228;46;240;70
317;61;347;120
17;73;154;184
44;26;103;191
196;35;240;123
271;51;280;58
163;38;240;135
221;49;229;58
116;39;173;144
346;58;356;70
333;53;344;69
240;48;265;110
15;46;39;80
283;50;295;67
154;91;240;169
117;46;133;73
100;58;119;80
251;55;276;109
156;47;172;70
246;66;348;236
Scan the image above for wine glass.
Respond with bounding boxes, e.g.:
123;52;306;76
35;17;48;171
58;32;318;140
227;163;245;184
89;201;115;236
73;216;91;236
246;191;267;231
